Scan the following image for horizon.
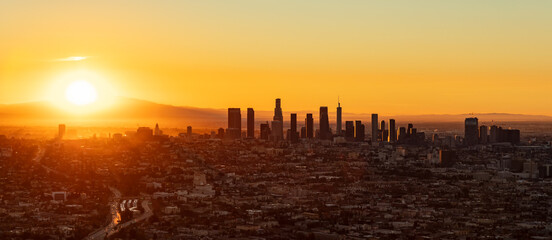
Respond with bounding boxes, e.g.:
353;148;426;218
2;1;552;116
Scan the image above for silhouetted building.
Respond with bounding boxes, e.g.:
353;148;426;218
479;125;488;144
227;108;242;139
371;114;378;142
217;128;225;139
399;127;407;142
289;113;299;142
305;113;314;139
58;124;66;139
439;150;456;167
380;120;387;142
300;127;307;139
187;126;192;136
154;123;163;136
389;119;396;143
336;100;342;136
271;99;284;141
355;121;365;142
464;117;479;146
260;122;270;140
345;121;354;141
136;127;153;141
319;106;331;140
500;128;520;144
247;108;254;139
489;125;499;143
407;123;413;136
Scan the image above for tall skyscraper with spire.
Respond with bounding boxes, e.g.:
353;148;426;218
271;98;284;141
336;98;342;136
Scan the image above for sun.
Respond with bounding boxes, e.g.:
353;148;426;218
65;80;98;105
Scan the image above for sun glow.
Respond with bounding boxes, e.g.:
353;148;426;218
65;80;98;105
49;69;116;114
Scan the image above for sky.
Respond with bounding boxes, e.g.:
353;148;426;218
1;0;551;116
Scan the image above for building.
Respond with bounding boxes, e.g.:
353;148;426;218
154;123;163;136
439;150;456;167
336;100;342;136
260;122;270;140
464;117;479;146
271;99;284;141
380;120;388;142
289;113;299;142
345;121;355;141
305;113;314;139
187;126;192;137
355;120;365;142
247;108;255;139
319;106;331;140
227;108;241;139
136;127;153;141
479;125;488;144
389;119;396;143
58;124;66;139
371;114;379;142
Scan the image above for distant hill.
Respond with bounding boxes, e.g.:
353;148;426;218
0;97;550;127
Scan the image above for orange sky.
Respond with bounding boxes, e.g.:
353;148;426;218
1;1;551;116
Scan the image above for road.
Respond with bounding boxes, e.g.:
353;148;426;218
84;189;153;240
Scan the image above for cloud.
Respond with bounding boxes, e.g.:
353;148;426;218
55;56;88;62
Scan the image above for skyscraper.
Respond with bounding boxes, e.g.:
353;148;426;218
260;122;270;140
227;108;241;139
58;124;66;139
187;126;192;136
479;125;488;144
355;120;365;141
345;121;354;141
336;99;342;136
380;120;388;142
319;106;331;140
271;99;284;141
389;119;396;143
305;113;314;139
371;114;379;142
290;113;298;142
247;108;255;139
464;117;479;146
154;123;162;136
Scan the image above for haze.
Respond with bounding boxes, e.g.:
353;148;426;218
1;0;551;116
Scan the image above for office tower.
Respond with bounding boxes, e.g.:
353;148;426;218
319;106;331;140
464;117;479;146
371;114;378;142
300;127;306;139
398;127;407;142
227;108;241;139
479;125;488;144
389;119;396;143
217;128;225;139
305;113;314;138
260;122;270;140
336;100;342;136
136;127;153;141
271;99;284;141
58;124;66;139
247;108;254;139
187;126;192;136
380;120;387;142
489;125;498;143
355;120;365;141
345;121;355;141
407;123;413;136
290;113;298;142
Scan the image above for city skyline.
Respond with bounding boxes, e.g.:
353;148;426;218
2;1;552;116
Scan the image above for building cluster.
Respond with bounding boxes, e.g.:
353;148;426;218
0;99;548;240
